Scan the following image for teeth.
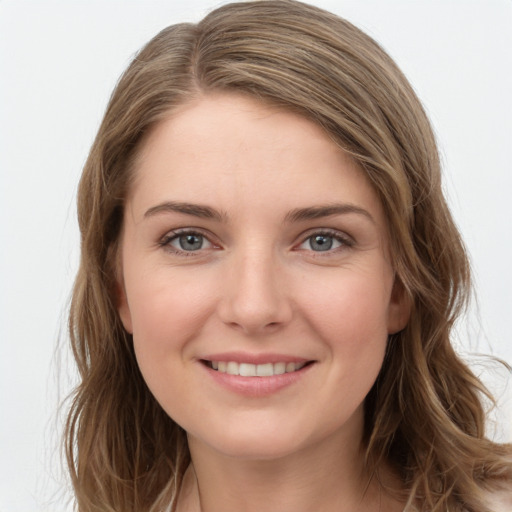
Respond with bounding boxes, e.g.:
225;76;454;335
274;362;286;375
256;363;274;377
226;361;238;375
239;363;256;377
286;362;296;373
210;361;307;376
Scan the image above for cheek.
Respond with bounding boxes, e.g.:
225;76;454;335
297;268;391;369
125;268;221;420
125;266;219;360
301;267;391;331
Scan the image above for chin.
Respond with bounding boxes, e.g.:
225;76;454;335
209;440;305;462
188;421;313;462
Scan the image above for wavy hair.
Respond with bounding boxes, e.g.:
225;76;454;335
65;1;511;510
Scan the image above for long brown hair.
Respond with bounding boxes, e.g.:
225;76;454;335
66;1;511;510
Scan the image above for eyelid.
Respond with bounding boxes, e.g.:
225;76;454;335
157;227;353;256
294;228;354;251
159;227;221;255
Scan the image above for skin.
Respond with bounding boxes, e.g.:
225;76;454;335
117;93;410;512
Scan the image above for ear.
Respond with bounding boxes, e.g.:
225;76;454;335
387;278;411;335
116;277;133;334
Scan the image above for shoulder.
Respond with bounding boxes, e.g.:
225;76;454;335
482;450;512;511
483;487;512;512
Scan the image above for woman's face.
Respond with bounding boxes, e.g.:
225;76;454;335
118;94;409;460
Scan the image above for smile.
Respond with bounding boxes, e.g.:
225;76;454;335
205;360;308;377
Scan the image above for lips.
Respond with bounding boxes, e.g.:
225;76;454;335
199;353;315;396
205;360;308;376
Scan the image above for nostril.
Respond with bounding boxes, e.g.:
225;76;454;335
217;290;293;334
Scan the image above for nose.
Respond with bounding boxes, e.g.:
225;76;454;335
217;249;293;335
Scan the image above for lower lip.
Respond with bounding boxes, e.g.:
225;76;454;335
202;362;314;397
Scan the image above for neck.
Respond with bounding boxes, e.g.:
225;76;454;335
177;415;400;512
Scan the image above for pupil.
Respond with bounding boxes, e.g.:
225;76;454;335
179;234;203;251
311;235;332;251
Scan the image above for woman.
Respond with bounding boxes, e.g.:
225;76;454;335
65;1;512;510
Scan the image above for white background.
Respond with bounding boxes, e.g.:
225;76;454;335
1;1;511;510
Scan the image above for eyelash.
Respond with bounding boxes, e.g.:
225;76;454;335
158;228;354;256
295;229;354;255
159;229;216;256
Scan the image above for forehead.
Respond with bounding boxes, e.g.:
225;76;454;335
128;93;385;225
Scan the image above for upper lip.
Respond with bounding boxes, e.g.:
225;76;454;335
199;352;313;365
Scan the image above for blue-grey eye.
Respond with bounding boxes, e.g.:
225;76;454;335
310;235;333;251
170;233;210;251
180;234;203;251
299;233;344;252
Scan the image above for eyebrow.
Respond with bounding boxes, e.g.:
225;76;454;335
143;201;374;224
144;201;226;221
284;203;375;224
